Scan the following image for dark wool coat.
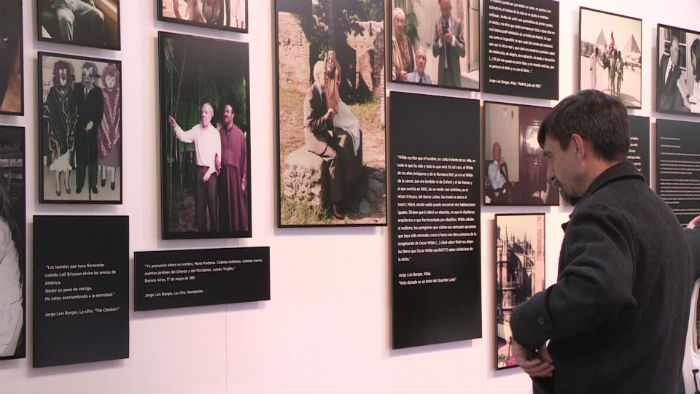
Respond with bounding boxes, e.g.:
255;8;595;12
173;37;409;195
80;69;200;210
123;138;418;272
511;161;693;394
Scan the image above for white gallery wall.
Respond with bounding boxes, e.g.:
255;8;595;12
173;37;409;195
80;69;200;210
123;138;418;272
0;0;699;393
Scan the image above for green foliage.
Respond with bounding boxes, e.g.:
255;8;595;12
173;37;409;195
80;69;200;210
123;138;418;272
404;12;419;46
280;196;333;225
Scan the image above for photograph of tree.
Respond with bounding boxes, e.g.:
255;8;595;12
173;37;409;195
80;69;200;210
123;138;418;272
37;0;121;50
39;52;122;204
276;0;386;227
159;0;247;32
579;7;642;108
159;32;251;239
495;214;545;370
0;126;25;360
0;0;23;115
390;0;479;90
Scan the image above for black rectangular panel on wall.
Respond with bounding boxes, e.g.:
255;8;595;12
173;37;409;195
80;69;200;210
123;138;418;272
483;0;559;99
628;115;650;184
134;247;270;311
655;119;700;226
390;92;482;349
33;215;129;368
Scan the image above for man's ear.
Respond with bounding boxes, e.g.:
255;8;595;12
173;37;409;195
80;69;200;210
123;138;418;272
571;133;586;159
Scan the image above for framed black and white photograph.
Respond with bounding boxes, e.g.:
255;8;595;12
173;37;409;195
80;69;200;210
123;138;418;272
37;0;121;50
0;126;25;360
158;0;247;33
39;52;122;204
657;24;700;116
579;7;642;108
495;214;546;370
276;0;387;227
389;0;479;90
33;215;129;368
0;0;23;115
159;32;251;239
483;102;559;206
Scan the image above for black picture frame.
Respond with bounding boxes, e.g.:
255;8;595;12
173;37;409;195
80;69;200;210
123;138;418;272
389;0;480;91
578;7;642;109
36;0;121;50
159;31;252;239
157;0;248;33
483;101;559;207
656;24;700;116
0;0;24;115
38;52;123;204
0;125;25;360
275;0;387;227
494;213;546;370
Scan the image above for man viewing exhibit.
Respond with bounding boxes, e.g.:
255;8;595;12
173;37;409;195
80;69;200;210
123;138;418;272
509;90;693;393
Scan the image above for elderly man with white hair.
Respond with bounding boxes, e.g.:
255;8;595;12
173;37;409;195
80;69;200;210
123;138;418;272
391;7;415;82
169;103;221;231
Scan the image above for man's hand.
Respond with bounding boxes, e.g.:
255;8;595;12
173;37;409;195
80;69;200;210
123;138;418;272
168;115;177;129
241;177;246;193
512;339;554;378
688;215;700;229
86;120;94;132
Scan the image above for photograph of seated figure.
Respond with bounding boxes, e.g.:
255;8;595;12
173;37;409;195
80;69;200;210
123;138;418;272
37;0;121;50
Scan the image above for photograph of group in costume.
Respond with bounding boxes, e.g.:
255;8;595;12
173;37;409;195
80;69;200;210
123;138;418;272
159;0;247;32
37;0;121;50
0;0;23;115
494;214;545;370
39;53;122;203
483;102;559;206
159;32;251;239
0;126;25;360
579;7;642;108
276;0;387;227
657;24;700;116
390;0;479;90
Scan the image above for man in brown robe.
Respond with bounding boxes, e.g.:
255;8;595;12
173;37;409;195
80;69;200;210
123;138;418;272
217;104;248;232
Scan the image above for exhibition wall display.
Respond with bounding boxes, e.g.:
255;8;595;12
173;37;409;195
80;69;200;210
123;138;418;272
390;91;481;349
483;0;559;99
36;0;121;50
0;0;23;116
38;52;123;204
275;0;387;227
33;215;129;368
0;126;24;360
0;0;699;392
389;0;480;90
579;7;642;108
158;0;248;32
656;24;700;115
158;31;252;239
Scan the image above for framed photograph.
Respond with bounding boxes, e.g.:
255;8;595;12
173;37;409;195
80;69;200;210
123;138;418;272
37;0;121;50
483;102;559;206
495;214;546;370
579;7;642;108
159;31;251;239
158;0;247;33
38;52;122;204
657;24;700;116
389;0;479;90
33;215;129;368
275;0;387;227
1;0;23;115
0;126;25;360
